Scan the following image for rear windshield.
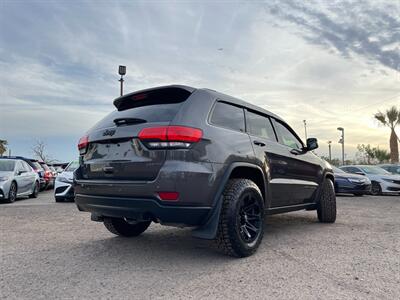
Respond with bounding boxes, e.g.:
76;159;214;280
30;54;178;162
65;161;79;172
92;87;192;129
32;162;43;170
0;160;15;171
40;163;50;171
94;103;184;129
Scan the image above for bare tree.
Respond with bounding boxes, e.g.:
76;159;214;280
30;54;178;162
32;140;55;163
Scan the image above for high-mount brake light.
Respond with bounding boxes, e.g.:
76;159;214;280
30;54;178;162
132;93;147;100
78;135;89;155
138;126;202;149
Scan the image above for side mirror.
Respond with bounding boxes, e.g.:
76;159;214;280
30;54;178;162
306;138;318;151
17;170;27;175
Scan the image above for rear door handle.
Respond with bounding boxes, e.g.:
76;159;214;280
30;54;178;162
253;140;266;147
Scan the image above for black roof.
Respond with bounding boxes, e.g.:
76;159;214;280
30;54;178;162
0;156;38;162
201;88;284;122
113;85;284;122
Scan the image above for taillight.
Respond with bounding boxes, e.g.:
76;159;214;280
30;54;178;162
78;135;89;155
157;192;179;201
138;126;202;149
44;170;52;179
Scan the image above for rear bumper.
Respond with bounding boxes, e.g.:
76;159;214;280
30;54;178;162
75;193;211;226
38;178;46;189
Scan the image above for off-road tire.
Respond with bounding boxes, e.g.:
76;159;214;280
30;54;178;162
317;179;336;223
29;181;40;198
104;218;151;237
215;179;264;258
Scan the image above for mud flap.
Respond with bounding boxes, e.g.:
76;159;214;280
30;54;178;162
191;196;223;239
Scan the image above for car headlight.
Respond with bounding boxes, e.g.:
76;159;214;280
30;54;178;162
0;176;9;182
56;176;73;184
383;179;395;183
348;178;366;184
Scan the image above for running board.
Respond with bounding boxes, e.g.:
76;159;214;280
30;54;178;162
266;203;316;215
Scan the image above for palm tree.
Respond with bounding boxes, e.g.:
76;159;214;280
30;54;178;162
374;106;400;163
0;139;8;156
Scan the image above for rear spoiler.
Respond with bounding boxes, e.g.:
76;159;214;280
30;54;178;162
113;85;196;111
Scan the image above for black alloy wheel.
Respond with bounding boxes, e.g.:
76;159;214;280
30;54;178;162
237;193;262;245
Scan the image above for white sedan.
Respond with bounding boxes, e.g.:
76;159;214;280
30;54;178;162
340;165;400;195
54;161;78;202
0;158;40;203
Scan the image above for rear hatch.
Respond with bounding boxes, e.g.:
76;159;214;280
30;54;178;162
31;161;45;178
79;86;194;181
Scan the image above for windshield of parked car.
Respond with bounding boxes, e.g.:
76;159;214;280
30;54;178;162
65;161;79;172
0;160;16;171
332;166;345;173
360;166;391;175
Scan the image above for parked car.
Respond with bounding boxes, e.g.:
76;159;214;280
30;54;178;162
54;161;78;202
340;165;400;195
332;166;371;196
49;166;58;178
378;164;400;175
53;166;65;174
38;162;55;190
74;85;336;257
0;158;40;202
2;156;46;190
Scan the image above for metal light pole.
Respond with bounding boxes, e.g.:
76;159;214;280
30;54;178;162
327;141;332;161
118;65;126;96
337;127;344;166
303;120;307;140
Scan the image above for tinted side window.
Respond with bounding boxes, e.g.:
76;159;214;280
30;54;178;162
210;102;245;132
273;120;303;149
246;111;276;141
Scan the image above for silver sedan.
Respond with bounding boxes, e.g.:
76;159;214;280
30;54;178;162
0;159;40;203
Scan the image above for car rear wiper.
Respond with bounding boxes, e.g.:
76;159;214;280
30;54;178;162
113;118;147;126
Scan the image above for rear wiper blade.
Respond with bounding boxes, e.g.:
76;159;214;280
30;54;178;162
113;118;147;126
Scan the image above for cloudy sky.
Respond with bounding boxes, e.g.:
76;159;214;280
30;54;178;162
0;0;399;162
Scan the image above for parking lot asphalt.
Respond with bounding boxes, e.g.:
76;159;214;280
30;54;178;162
1;191;399;300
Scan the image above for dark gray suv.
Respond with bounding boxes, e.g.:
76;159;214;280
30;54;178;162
74;85;336;257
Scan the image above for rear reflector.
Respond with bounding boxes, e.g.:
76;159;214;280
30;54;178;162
158;192;179;201
138;126;202;149
78;135;89;154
